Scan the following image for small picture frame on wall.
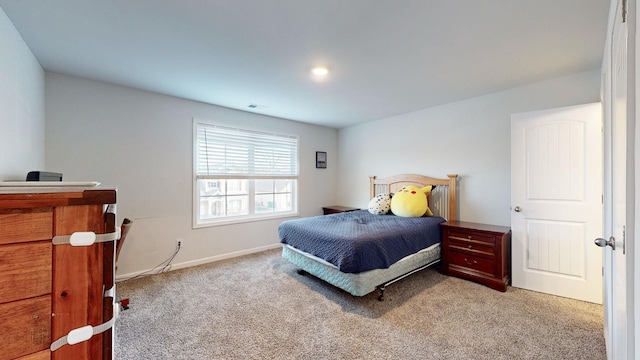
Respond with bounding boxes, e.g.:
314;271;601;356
316;151;327;168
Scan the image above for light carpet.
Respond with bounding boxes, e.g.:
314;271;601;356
114;248;605;359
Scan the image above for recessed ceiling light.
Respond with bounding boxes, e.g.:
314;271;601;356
311;66;329;76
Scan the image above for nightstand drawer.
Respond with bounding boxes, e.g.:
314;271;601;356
449;251;494;275
449;239;495;258
447;229;495;245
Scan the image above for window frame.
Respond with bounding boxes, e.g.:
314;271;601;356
192;119;299;228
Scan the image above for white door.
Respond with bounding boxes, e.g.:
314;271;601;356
511;103;603;303
600;0;628;357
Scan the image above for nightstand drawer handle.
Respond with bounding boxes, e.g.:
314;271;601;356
468;245;473;249
467;235;472;240
464;258;477;266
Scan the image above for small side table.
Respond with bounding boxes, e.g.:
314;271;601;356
440;220;511;292
322;206;360;215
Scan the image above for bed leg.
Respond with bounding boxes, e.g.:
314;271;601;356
377;286;385;302
296;269;308;276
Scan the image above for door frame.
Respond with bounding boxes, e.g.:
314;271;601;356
601;0;638;358
632;0;640;355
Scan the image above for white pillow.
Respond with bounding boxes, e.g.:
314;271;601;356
368;193;392;215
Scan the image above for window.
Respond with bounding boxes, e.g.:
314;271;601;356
193;120;298;227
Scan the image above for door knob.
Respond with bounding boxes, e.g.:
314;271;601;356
514;206;522;212
594;237;615;250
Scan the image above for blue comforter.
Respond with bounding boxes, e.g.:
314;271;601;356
278;210;444;273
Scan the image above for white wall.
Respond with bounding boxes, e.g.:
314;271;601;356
0;7;45;180
337;69;602;226
45;73;338;278
42;61;600;278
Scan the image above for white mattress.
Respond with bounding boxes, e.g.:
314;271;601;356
282;243;441;297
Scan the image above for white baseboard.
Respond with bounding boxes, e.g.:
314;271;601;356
115;243;283;282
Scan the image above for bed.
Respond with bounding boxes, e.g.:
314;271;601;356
278;173;458;300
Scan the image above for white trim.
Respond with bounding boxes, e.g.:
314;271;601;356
193;211;299;228
634;0;640;355
197;174;298;180
115;243;283;282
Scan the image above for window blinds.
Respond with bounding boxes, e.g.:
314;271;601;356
196;122;299;179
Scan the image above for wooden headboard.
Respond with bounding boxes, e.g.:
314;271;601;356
369;174;458;221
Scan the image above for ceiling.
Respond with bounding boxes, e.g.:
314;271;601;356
0;1;610;129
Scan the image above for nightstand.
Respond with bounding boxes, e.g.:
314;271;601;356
440;221;511;292
322;206;360;215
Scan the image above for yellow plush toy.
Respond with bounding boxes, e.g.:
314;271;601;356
390;185;435;217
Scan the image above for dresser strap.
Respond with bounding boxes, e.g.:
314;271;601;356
52;228;120;246
50;315;117;351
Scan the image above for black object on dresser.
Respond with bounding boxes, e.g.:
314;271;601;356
322;206;360;215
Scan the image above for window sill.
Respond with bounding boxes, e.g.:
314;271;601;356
193;211;300;229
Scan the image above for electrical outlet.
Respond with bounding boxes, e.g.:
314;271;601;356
176;239;182;249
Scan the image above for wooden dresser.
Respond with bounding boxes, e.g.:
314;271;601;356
0;186;117;360
440;221;511;292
